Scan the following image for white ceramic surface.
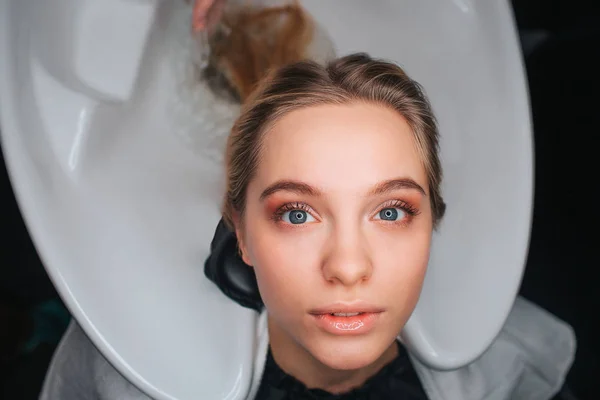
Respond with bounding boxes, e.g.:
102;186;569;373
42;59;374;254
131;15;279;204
0;0;532;399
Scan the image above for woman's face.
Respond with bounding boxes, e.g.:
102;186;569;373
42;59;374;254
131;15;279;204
237;102;433;370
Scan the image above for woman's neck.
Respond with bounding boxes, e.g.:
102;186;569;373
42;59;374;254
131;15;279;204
267;317;399;394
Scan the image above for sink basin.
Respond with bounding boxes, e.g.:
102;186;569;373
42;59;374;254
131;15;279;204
0;0;532;399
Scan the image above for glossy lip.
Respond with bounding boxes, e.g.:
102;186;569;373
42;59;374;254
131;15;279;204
309;301;385;315
309;302;385;336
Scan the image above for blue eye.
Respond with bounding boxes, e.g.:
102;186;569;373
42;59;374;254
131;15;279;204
376;207;406;221
282;210;315;224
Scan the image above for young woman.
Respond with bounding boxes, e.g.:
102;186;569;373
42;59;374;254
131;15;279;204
219;52;443;399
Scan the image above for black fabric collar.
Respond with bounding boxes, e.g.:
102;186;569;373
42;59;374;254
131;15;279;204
254;341;429;400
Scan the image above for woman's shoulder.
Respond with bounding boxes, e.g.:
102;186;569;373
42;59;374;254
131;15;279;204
410;296;576;400
40;320;152;400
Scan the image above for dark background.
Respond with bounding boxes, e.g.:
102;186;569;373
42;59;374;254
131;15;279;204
2;1;599;398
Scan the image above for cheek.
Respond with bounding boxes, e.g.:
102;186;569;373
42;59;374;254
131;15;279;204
370;227;431;302
244;222;323;311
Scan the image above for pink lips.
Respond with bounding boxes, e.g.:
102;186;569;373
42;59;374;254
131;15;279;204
309;302;384;336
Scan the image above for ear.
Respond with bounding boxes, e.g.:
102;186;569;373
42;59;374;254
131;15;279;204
232;212;253;267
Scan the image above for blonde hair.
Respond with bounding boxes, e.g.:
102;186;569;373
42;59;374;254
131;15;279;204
206;0;314;102
223;53;446;229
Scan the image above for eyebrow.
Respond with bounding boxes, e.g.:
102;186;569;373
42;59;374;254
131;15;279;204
259;178;426;201
367;178;426;197
260;180;321;201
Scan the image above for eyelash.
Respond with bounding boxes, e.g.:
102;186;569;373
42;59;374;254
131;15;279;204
271;202;315;222
378;199;420;218
270;200;420;224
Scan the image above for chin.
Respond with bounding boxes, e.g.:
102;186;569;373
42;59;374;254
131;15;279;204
309;335;391;371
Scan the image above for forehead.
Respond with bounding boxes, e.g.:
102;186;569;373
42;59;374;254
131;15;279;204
255;103;428;193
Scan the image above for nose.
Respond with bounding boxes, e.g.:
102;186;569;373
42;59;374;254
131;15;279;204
322;223;373;286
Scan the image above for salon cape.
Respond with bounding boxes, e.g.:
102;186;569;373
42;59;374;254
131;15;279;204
40;296;575;400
